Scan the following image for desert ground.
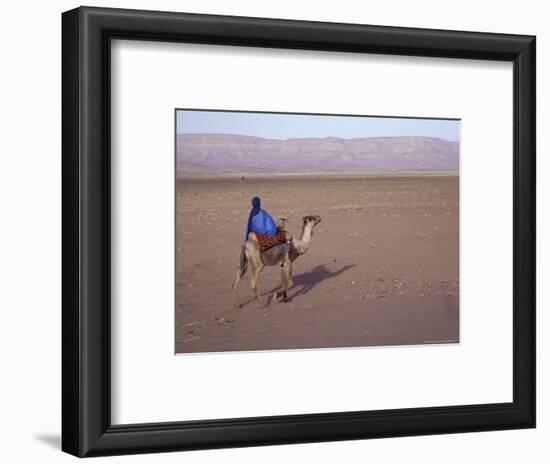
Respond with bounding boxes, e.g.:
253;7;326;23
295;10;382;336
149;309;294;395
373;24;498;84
175;174;459;353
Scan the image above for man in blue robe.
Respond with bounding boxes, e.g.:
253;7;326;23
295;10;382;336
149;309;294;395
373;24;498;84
244;196;277;241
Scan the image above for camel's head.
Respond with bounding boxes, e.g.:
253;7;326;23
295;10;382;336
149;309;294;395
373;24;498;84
303;215;322;229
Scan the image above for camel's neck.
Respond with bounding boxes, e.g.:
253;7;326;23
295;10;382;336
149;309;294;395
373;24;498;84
292;223;314;255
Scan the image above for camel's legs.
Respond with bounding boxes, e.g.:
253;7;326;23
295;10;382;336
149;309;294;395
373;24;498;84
250;263;265;303
232;267;246;309
274;257;293;303
279;258;293;302
287;258;293;287
231;249;248;309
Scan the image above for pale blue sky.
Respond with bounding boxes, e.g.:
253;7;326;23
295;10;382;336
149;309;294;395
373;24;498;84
176;109;460;141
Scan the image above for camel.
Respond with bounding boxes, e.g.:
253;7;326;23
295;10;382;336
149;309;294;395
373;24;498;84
232;215;321;308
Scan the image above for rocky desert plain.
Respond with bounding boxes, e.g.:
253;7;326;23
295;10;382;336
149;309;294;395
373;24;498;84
175;134;459;353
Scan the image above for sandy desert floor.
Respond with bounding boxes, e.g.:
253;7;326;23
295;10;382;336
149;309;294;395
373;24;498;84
175;174;459;353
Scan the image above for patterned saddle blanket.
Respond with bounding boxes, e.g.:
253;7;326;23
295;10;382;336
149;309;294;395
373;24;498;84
255;227;288;252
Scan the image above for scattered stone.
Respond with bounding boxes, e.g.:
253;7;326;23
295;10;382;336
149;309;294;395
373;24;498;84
216;317;235;326
181;321;200;327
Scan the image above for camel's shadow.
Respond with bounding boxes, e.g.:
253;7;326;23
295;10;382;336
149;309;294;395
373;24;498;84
287;264;357;299
240;263;356;308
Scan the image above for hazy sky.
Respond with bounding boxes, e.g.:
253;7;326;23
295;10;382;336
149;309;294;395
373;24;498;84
176;110;460;141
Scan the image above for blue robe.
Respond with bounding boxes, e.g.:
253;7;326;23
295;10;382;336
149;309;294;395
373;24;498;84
246;209;277;239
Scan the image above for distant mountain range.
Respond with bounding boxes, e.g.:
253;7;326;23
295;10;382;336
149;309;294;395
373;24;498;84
176;134;459;176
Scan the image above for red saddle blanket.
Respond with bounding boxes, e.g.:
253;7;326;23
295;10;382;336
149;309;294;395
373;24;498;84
255;227;288;252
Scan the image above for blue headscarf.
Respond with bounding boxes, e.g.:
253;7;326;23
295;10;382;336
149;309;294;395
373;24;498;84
245;196;261;240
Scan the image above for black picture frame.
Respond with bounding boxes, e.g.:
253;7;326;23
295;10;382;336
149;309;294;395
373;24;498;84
62;6;536;457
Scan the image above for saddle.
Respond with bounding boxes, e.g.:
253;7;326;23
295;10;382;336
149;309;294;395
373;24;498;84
254;227;288;252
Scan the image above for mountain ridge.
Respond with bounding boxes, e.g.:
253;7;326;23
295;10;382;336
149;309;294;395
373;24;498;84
176;133;459;175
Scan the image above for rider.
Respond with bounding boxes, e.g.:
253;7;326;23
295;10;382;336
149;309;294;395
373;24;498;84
244;196;277;242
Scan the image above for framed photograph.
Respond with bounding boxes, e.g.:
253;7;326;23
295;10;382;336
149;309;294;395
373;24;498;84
62;6;535;457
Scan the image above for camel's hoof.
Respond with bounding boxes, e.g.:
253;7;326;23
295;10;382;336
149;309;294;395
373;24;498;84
274;292;291;303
